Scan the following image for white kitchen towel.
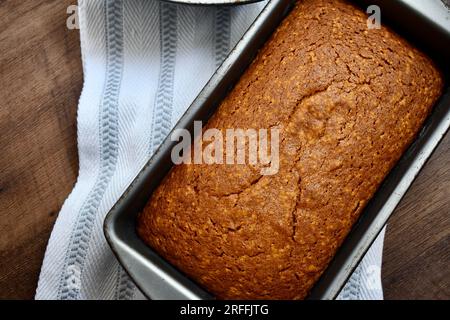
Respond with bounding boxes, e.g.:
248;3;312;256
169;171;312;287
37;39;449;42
36;0;385;300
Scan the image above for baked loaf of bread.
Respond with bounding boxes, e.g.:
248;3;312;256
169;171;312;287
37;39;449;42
138;0;443;299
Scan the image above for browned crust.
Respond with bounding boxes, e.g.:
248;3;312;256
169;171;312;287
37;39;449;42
138;0;443;299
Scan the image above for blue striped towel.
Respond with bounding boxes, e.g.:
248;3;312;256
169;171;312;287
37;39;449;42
36;0;385;300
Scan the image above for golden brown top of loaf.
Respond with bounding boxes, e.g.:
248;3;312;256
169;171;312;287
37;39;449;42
138;0;443;299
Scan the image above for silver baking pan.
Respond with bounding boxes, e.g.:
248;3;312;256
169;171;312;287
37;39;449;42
104;0;450;300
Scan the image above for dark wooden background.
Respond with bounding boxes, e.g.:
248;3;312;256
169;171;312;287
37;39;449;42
0;0;448;300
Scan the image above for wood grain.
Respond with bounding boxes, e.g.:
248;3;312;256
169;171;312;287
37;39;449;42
382;132;450;300
0;0;81;299
0;0;448;300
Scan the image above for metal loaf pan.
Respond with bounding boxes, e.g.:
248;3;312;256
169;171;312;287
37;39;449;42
104;0;450;300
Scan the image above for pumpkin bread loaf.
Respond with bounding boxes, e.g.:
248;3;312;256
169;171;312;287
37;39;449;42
138;0;443;299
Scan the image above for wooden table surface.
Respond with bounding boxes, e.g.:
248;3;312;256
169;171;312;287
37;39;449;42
0;0;449;300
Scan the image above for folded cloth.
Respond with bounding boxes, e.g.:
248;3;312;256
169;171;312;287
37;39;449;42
36;0;385;300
